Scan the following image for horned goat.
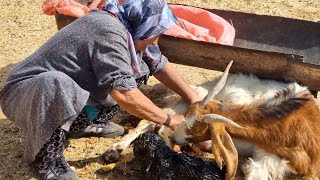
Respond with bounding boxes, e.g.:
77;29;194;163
172;61;320;180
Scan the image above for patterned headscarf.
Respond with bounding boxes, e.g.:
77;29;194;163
102;0;177;75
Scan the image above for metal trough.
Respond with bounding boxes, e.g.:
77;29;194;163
159;5;320;92
54;2;320;91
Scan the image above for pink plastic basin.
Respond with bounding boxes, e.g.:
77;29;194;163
165;5;235;45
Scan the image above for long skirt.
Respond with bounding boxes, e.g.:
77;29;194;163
0;71;90;163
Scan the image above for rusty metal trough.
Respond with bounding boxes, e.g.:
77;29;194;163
54;3;320;92
158;5;319;92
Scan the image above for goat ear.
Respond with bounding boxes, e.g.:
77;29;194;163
202;114;244;129
209;123;238;180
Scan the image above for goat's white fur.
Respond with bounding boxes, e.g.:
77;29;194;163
168;73;308;179
241;148;291;180
106;73;306;179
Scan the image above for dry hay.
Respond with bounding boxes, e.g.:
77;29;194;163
0;0;319;179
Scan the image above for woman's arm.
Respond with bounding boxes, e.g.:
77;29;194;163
111;88;184;129
154;62;199;104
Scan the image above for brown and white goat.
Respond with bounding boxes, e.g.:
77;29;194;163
172;61;320;180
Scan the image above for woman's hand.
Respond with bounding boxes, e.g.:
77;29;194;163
188;92;200;105
154;62;200;105
168;114;185;130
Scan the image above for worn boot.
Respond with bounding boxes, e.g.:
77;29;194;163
38;156;78;180
33;128;79;180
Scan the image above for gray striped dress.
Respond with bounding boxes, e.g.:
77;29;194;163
0;9;167;163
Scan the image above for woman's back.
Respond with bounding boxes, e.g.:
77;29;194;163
0;10;133;101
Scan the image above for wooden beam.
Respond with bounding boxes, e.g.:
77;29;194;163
158;35;320;91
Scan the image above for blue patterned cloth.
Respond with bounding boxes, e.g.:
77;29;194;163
102;0;177;75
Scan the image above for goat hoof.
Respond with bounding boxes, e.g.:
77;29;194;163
103;148;121;164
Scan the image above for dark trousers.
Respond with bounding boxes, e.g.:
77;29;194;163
33;105;120;170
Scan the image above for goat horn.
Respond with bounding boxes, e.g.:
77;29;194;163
202;114;244;129
200;60;233;107
186;115;197;129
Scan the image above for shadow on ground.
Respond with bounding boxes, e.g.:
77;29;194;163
0;118;38;180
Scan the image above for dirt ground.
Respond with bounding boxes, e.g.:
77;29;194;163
0;0;319;179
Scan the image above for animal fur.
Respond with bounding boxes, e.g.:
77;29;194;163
173;67;320;179
104;67;320;179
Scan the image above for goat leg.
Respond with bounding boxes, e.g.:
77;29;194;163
104;120;158;163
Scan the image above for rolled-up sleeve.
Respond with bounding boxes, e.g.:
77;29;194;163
142;44;168;75
90;24;137;92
